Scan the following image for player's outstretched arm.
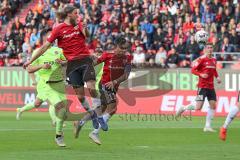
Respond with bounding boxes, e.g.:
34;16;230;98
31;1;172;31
56;59;67;66
31;42;52;63
115;64;132;84
27;64;51;73
23;42;52;68
82;20;90;38
105;65;132;90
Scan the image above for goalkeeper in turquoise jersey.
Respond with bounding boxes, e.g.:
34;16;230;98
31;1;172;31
17;30;98;147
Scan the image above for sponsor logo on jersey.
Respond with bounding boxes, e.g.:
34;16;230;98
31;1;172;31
205;66;216;69
63;31;80;39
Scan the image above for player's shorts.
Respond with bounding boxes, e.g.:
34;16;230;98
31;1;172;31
36;80;66;106
195;88;216;101
66;56;96;87
99;83;117;106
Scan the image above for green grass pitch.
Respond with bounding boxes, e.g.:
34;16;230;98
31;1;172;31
0;111;240;160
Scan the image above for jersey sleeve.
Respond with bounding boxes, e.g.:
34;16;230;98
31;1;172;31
191;58;202;76
47;27;59;43
127;54;133;64
97;53;107;64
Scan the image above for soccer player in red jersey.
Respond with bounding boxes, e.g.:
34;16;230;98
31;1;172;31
176;42;221;132
78;37;133;145
23;5;108;135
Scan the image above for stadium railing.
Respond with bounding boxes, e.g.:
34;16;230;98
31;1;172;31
213;52;240;64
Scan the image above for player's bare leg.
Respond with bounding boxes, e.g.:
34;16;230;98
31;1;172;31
74;80;108;138
16;98;43;120
55;117;66;147
176;101;203;117
54;100;97;121
72;85;99;138
220;102;240;141
87;80;108;131
49;105;66;128
204;100;216;132
74;98;102;139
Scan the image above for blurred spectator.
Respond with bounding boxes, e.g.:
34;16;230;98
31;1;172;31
0;0;11;23
167;1;177;16
0;36;7;53
218;37;235;61
211;0;222;14
222;8;232;26
22;38;31;54
133;46;145;67
174;28;187;44
187;35;200;61
201;5;214;24
218;26;229;40
21;44;32;64
234;5;240;23
6;39;17;58
155;46;167;67
183;16;194;33
166;47;179;68
4;28;13;43
176;37;187;61
11;17;23;31
145;48;156;67
212;36;220;52
88;4;102;39
30;28;40;47
229;29;240;51
154;27;165;44
100;28;112;46
38;18;50;32
164;27;174;51
25;9;34;25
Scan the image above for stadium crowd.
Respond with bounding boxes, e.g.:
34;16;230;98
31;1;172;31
0;0;239;68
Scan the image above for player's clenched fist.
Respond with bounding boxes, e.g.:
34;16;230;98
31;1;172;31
23;61;31;69
217;77;221;84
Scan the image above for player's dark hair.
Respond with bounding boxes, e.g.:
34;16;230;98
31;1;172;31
56;5;76;20
115;36;131;50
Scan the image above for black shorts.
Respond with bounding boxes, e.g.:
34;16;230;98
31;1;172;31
66;57;96;87
99;83;117;106
196;88;216;101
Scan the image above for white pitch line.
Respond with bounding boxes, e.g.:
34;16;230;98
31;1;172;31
135;146;150;149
